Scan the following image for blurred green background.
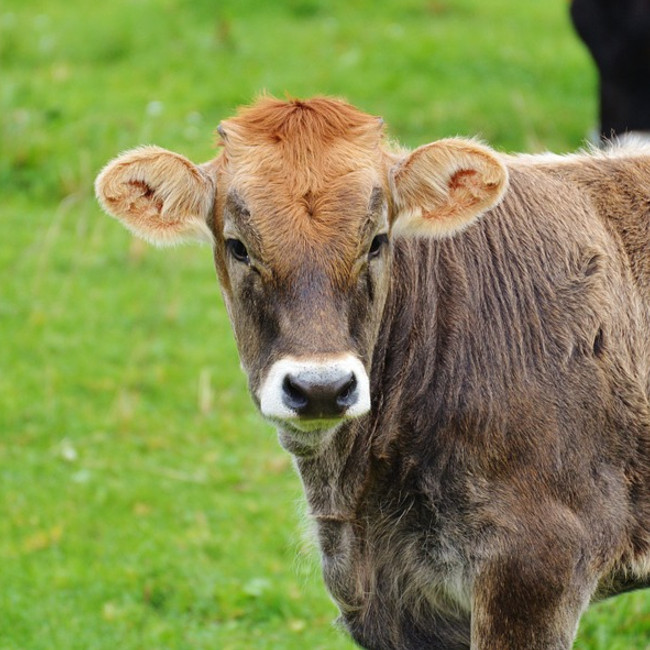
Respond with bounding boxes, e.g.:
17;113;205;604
1;0;649;648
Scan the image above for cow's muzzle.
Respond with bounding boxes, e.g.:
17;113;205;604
259;355;371;432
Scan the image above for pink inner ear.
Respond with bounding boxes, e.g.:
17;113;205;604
448;168;479;191
447;168;485;214
125;180;163;214
127;179;155;200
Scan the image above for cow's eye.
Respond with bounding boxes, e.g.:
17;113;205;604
226;238;250;264
368;234;388;260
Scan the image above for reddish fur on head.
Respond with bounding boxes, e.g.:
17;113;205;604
214;97;391;287
220;96;384;148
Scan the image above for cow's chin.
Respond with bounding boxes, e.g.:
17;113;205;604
273;418;344;457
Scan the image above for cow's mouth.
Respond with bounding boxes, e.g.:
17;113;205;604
277;416;347;434
275;419;345;456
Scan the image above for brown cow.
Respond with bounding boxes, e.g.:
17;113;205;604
96;97;650;649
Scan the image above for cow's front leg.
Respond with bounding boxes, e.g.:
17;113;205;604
471;549;593;650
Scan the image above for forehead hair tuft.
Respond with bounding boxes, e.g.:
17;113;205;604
220;96;384;148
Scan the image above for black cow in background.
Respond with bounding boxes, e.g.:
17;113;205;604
571;0;650;142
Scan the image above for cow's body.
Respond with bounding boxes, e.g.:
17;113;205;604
96;98;650;649
300;156;650;648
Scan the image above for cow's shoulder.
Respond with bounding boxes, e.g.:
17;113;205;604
502;143;650;300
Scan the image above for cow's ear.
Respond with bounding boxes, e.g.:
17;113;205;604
95;146;215;246
389;138;508;238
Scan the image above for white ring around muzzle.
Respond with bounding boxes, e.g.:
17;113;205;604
258;354;371;424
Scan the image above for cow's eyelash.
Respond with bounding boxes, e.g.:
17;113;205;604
226;238;250;264
368;234;388;259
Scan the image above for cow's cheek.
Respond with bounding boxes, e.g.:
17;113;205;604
228;274;281;395
348;263;391;367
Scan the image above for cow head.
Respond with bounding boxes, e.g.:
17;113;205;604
96;98;507;455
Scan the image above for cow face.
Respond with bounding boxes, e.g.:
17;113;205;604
95;98;507;455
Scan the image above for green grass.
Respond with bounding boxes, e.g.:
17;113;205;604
1;0;648;647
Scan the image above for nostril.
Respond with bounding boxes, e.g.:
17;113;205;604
278;368;362;419
282;375;309;411
335;373;358;409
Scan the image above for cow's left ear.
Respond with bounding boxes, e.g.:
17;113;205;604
389;138;508;238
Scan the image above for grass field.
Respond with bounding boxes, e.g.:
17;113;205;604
2;0;649;648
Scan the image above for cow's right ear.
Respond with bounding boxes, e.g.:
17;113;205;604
95;146;215;246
